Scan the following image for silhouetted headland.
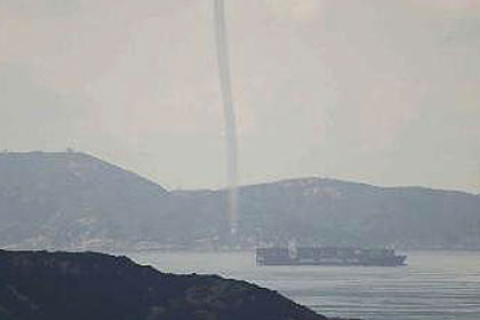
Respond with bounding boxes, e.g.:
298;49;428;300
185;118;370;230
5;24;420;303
0;249;361;320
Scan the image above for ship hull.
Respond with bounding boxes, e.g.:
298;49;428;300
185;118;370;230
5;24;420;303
256;247;407;267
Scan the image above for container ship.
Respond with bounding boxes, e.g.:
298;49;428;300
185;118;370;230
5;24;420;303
256;246;407;266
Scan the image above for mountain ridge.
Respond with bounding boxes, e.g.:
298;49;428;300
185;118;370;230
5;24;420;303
0;151;479;250
175;176;479;198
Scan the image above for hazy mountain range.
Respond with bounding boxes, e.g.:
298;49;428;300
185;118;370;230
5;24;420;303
0;151;479;251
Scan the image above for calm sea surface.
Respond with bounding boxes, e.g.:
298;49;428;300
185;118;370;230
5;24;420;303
129;251;480;320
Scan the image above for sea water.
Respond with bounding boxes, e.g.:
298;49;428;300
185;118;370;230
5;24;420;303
129;251;480;320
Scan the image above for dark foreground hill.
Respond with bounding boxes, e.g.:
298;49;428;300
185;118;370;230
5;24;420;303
0;151;479;250
0;250;338;320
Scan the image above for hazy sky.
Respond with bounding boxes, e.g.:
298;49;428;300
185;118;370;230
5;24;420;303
1;0;479;193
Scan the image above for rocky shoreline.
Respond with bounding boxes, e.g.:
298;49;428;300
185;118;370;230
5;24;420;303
0;250;359;320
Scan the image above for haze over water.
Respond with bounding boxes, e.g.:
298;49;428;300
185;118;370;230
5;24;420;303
131;250;480;320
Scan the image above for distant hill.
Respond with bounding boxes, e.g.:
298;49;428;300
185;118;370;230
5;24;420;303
172;178;480;249
0;151;479;250
0;151;168;249
0;249;333;320
234;178;480;249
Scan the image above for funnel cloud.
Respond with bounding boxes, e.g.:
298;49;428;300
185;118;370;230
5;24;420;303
214;0;239;235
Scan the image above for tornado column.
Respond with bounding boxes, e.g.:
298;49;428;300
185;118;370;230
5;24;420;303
214;0;239;236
